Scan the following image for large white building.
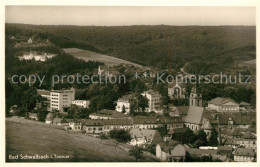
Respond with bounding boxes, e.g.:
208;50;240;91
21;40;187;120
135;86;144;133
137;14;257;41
115;94;134;114
50;88;75;112
38;88;76;113
141;90;162;113
208;97;239;112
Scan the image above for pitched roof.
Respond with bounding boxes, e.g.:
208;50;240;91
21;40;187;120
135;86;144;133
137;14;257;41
208;97;237;105
37;89;50;96
201;118;213;130
176;106;189;116
218;112;256;125
242;131;256;139
184;106;205;124
223;138;239;145
218;146;233;151
187;148;218;156
133;116;183;124
240;101;251;106
168;127;189;135
158;140;180;152
130;129;158;141
82;119;133;126
234;148;254;157
89;109;131;119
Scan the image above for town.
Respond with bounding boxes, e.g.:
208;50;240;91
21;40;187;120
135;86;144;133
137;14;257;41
5;23;256;162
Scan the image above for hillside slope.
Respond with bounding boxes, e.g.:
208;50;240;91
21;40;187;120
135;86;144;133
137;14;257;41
6;24;256;73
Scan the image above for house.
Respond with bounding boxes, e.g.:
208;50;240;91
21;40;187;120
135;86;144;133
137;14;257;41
187;148;218;157
89;109;132;120
218;112;256;129
217;146;233;157
223;138;239;149
72;100;90;108
98;65;119;77
115;94;135;114
82;119;133;134
168;127;189;141
68;120;82;131
200;118;214;140
52;118;69;126
141;90;162;113
28;37;33;44
129;129;162;147
168;82;187;99
28;112;38;121
156;140;186;162
239;131;256;150
234;148;255;162
208;97;239;112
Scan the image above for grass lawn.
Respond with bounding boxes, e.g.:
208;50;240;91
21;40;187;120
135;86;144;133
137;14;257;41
63;48;146;69
6;120;157;162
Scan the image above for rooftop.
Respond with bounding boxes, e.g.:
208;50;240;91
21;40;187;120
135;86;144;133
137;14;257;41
184;106;205;124
158;140;180;152
208;97;237;105
90;109;132;119
234;148;254;157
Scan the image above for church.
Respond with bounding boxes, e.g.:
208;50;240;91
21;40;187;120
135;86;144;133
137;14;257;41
168;82;187;99
183;86;214;140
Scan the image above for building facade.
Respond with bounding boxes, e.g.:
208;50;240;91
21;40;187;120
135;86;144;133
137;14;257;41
208;97;239;112
50;88;75;112
72;100;90;108
141;90;162;113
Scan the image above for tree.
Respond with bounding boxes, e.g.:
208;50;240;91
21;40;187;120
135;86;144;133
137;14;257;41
182;128;197;144
196;130;208;147
146;144;156;155
129;146;143;162
137;95;148;112
209;129;218;146
37;110;49;122
109;129;132;143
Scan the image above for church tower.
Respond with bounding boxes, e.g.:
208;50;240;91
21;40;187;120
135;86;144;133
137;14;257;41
189;86;203;107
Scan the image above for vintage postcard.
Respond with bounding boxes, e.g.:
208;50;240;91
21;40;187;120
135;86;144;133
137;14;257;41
1;1;259;166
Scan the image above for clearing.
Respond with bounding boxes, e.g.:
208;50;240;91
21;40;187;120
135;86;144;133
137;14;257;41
63;48;146;69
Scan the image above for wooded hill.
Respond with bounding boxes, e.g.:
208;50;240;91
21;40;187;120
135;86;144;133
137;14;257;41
6;24;256;74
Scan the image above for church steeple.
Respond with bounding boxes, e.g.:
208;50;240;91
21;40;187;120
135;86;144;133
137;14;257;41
189;85;202;107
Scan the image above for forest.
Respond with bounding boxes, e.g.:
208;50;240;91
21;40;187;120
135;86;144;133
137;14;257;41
6;24;256;74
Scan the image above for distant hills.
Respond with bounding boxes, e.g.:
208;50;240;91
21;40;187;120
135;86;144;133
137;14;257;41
6;24;256;74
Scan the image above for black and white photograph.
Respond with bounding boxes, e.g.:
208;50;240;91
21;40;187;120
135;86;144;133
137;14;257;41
2;2;259;165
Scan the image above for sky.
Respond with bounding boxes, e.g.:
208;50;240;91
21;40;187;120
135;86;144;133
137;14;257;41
5;6;256;26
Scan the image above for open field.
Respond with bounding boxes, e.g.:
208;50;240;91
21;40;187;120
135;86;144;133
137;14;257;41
6;119;158;162
63;48;146;69
238;59;256;68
